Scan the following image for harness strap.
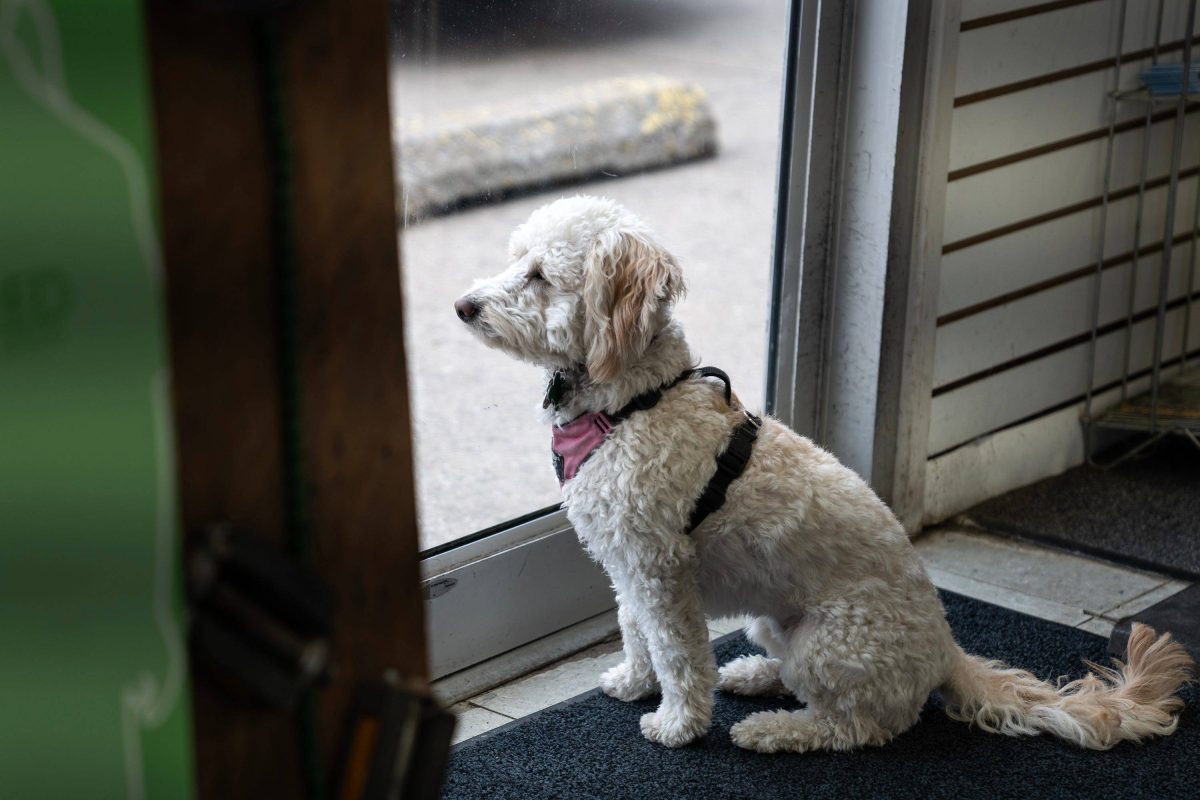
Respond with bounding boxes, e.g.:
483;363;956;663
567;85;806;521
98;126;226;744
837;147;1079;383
686;411;762;534
608;369;695;422
550;366;763;534
550;368;692;484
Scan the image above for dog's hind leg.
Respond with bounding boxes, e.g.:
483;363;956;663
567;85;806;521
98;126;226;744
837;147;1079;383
717;655;786;696
717;617;787;697
731;600;931;752
729;632;907;752
730;707;894;753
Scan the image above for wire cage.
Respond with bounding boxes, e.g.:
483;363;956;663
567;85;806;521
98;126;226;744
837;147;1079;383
1083;0;1200;465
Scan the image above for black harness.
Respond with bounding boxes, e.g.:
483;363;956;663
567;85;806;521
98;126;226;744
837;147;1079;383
549;367;762;534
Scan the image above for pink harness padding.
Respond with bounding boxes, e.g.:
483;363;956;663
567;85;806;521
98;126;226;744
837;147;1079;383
551;412;615;485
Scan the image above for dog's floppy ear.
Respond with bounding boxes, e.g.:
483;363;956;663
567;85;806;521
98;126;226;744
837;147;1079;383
582;231;684;382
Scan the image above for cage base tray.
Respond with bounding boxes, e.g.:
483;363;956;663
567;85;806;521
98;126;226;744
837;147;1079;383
1088;369;1200;435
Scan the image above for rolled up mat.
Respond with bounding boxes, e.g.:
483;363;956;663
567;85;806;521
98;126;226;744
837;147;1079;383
395;75;718;221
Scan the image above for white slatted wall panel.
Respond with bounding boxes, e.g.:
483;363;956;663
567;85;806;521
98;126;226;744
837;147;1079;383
928;0;1200;458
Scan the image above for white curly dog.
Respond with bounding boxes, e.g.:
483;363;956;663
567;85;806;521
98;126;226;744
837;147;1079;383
454;195;1193;753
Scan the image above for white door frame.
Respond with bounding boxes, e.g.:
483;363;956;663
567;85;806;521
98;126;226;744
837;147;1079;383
766;0;960;532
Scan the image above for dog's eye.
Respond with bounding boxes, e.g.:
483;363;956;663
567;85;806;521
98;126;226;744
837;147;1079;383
528;265;547;284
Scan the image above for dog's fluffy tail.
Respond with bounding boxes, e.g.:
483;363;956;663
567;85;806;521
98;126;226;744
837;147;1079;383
940;623;1194;750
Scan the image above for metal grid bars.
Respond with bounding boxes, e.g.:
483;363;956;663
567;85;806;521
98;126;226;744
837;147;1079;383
1085;0;1200;462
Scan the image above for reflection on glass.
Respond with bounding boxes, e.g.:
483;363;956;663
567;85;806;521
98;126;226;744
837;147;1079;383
391;1;788;550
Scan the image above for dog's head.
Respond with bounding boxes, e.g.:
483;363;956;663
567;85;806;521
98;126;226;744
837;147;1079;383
454;195;684;382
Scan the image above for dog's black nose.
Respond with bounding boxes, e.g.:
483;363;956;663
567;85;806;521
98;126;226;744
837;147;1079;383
454;297;479;322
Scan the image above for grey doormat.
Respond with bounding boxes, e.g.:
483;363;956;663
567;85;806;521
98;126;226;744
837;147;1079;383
970;438;1200;580
445;592;1198;800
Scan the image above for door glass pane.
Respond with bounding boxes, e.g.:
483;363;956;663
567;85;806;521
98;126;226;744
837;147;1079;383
391;1;789;550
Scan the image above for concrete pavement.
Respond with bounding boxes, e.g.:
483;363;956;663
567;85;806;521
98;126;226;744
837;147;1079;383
391;0;789;548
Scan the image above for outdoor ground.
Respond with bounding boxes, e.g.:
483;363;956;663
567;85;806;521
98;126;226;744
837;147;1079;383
390;0;789;548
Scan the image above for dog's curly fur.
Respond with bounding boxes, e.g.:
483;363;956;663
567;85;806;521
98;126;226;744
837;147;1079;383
456;195;1194;752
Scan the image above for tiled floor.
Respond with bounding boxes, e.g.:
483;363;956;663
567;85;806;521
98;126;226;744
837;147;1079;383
447;527;1192;745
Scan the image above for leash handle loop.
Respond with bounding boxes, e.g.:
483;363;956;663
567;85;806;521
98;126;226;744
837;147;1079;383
692;366;732;405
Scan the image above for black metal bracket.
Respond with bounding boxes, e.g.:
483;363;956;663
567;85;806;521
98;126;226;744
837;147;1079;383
188;523;335;710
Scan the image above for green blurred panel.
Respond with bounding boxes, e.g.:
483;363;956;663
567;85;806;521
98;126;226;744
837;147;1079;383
0;0;194;797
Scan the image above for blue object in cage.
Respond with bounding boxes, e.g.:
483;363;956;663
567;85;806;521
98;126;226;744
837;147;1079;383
1139;63;1200;96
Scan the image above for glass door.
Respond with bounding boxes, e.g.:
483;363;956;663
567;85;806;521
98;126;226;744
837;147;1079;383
391;0;790;680
393;0;788;551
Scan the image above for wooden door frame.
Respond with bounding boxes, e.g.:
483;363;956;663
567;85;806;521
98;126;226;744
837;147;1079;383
147;1;425;796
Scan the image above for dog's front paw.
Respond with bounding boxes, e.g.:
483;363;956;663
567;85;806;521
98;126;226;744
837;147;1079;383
639;709;708;748
600;661;658;702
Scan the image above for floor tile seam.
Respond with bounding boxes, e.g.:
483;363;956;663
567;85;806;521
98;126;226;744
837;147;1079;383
1091;580;1194;621
464;698;520;719
460;705;518;724
954;523;1182;582
924;562;1096;609
922;542;1173;605
925;567;1094;626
